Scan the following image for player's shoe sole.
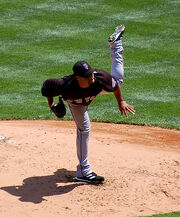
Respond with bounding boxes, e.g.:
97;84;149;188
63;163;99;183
108;24;125;43
76;172;104;184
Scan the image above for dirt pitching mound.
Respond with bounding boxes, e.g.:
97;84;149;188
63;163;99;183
0;120;180;217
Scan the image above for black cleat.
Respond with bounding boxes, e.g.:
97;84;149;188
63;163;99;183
108;24;125;43
76;172;104;184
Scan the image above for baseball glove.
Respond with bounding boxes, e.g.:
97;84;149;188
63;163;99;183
51;96;66;119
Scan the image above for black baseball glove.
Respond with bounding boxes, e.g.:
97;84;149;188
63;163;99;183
51;96;66;119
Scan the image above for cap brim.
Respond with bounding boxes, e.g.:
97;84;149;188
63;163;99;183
80;68;94;77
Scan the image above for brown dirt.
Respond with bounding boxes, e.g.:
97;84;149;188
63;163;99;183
0;120;180;217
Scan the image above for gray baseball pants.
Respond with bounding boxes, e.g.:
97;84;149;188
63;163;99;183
109;39;124;86
68;39;124;178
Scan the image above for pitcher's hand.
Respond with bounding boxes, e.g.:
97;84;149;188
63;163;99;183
119;101;136;118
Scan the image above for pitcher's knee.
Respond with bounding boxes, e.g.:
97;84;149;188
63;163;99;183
77;125;91;134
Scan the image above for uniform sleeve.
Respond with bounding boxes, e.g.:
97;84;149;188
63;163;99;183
95;70;119;92
41;78;64;97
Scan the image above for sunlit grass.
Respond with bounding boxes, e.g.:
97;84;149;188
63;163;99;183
0;0;179;129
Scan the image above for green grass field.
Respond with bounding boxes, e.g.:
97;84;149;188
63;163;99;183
0;0;179;129
139;211;180;217
0;1;180;216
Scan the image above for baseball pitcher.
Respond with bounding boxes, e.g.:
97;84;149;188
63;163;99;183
41;25;135;184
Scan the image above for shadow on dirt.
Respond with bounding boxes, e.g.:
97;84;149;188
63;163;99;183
0;168;84;203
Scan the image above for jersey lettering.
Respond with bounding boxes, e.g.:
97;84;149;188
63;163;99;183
66;96;96;104
85;96;96;102
74;98;83;103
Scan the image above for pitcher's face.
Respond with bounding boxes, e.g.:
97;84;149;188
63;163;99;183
76;73;95;88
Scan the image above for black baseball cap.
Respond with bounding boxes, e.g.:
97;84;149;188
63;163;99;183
73;61;94;77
